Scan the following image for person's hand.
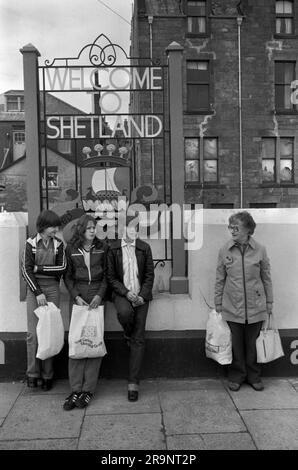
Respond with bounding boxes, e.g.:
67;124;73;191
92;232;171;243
126;291;138;303
267;303;273;316
89;295;101;310
133;296;145;306
33;265;38;273
75;296;89;307
36;293;47;307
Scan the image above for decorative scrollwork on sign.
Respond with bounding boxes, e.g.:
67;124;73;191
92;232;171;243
44;34;159;67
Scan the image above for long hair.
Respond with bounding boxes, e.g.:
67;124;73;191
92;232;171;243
68;214;102;249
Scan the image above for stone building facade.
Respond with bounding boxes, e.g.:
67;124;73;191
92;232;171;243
131;0;298;207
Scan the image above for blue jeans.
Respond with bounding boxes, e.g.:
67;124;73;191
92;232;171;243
113;295;149;385
26;278;60;380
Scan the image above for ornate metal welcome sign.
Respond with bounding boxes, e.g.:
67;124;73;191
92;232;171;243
38;34;168;243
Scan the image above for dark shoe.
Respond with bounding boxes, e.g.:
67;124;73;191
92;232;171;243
27;377;38;388
41;379;53;391
249;382;264;391
63;392;80;411
76;392;93;408
228;381;241;392
128;390;138;402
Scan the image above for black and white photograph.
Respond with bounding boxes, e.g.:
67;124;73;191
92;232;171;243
0;0;298;457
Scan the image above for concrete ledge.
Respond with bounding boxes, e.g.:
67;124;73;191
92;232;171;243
0;330;298;380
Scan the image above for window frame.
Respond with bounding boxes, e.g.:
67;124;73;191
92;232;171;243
275;0;296;37
186;60;211;113
6;95;24;112
42;165;59;190
184;136;218;185
274;60;297;112
261;136;295;185
185;0;210;38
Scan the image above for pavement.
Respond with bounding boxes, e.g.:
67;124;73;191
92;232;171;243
0;377;298;450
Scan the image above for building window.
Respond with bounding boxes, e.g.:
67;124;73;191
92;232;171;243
280;137;294;182
275;61;296;110
276;1;294;35
261;137;294;183
42;166;59;189
6;95;24;112
187;61;210;112
57;140;71;154
185;137;218;183
249;203;277;208
186;1;208;36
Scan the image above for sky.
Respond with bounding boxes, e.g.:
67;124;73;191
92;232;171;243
0;0;134;102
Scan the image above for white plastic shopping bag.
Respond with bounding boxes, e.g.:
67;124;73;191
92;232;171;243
205;309;232;365
256;316;284;363
34;302;64;360
68;305;107;359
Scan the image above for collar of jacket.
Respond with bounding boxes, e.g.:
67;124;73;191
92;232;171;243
227;236;256;251
110;238;147;252
121;239;136;248
29;233;63;250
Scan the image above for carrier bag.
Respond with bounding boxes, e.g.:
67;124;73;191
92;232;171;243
34;302;64;360
68;305;107;359
205;309;232;365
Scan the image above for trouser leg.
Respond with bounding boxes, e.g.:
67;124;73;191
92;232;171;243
227;321;246;384
113;295;135;337
68;358;85;392
26;289;41;378
245;321;263;384
128;302;149;385
82;357;102;393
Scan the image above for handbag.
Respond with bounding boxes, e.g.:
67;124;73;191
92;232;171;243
68;304;107;359
256;315;284;363
205;309;232;365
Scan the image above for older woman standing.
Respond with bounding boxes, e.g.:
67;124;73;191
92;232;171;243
214;211;273;392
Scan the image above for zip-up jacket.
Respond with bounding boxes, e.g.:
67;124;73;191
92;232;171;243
214;237;273;324
64;240;108;300
107;239;154;301
22;234;66;297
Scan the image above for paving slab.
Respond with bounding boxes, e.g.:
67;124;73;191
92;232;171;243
86;386;160;415
0;382;24;418
79;413;166;450
160;389;246;435
201;432;256;450
21;379;70;396
0;438;78;450
288;379;298;392
157;379;225;391
0;395;84;441
167;432;256;450
167;434;206;450
228;379;298;410
241;410;298;450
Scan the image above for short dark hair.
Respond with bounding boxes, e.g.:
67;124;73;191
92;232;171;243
36;210;61;233
229;211;256;235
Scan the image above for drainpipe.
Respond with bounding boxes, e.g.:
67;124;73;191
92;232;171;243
148;15;155;185
237;16;243;208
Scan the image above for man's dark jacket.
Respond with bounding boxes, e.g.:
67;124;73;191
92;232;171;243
107;239;154;301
